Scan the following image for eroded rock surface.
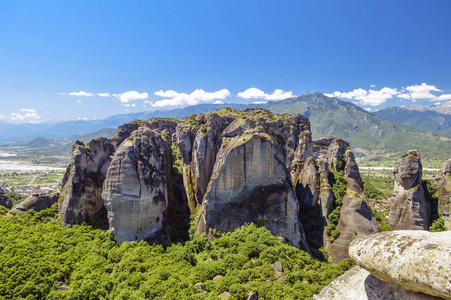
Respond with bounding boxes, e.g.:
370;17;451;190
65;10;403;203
176;110;240;213
438;159;451;230
59;137;116;226
389;150;430;230
327;149;378;263
11;192;58;213
196;109;310;252
313;266;442;300
349;230;451;299
102;125;177;243
0;188;12;208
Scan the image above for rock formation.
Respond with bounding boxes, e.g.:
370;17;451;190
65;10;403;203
293;135;378;263
437;159;451;230
194;109;310;251
0;188;12;208
389;150;430;230
102;124;176;243
11;192;58;213
59;137;116;226
313;266;442;300
315;230;451;299
176;109;241;213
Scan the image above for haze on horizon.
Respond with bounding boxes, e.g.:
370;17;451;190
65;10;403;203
1;0;450;123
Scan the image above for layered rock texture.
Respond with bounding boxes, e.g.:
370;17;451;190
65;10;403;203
102;126;175;243
315;230;451;299
293;135;378;263
59;108;378;257
389;150;430;230
11;192;58;213
59;118;180;243
191;109;310;251
0;188;12;208
59;137;116;226
437;159;451;230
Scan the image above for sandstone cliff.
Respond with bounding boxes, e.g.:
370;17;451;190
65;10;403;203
59;137;116;226
176;109;241;213
437;159;451;230
293;135;378;263
102;125;176;243
0;188;12;208
195;109;310;252
389;150;430;230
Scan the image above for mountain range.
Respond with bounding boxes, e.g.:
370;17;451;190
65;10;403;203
1;92;450;160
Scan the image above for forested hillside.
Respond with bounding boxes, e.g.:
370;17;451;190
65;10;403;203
0;205;354;299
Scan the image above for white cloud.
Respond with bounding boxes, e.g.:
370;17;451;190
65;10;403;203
97;93;111;97
77;100;82;103
437;94;451;101
124;103;136;107
69;91;94;97
78;117;88;121
329;87;399;106
370;85;376;88
253;101;268;104
237;88;294;100
213;100;224;104
10;108;41;122
0;114;4;119
113;91;149;103
150;89;230;107
400;83;442;100
364;108;372;111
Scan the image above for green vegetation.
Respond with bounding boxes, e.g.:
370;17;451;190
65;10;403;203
325;159;347;241
424;180;447;232
372;209;392;232
0;205;354;299
363;181;387;200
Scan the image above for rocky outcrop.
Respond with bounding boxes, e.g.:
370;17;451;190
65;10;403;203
176;110;241;213
102;124;178;243
389;150;430;230
195;109;310;252
0;188;12;208
314;266;442;300
11;192;58;213
349;231;451;299
316;230;451;299
59;137;116;226
59;119;178;229
326;149;378;263
293;134;377;262
437;159;451;230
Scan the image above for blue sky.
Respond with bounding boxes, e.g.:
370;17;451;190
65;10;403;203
1;0;450;123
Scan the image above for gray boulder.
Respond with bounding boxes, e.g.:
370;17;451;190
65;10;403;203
437;159;451;230
313;266;442;300
0;188;12;208
349;230;451;299
11;192;58;213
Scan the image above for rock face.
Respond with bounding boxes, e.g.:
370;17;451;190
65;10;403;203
326;150;379;263
0;188;12;208
11;192;58;213
59;137;116;226
102;126;174;243
176;110;241;213
195;109;310;252
437;159;451;230
389;150;430;230
349;230;451;299
314;266;442;300
293;134;378;263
